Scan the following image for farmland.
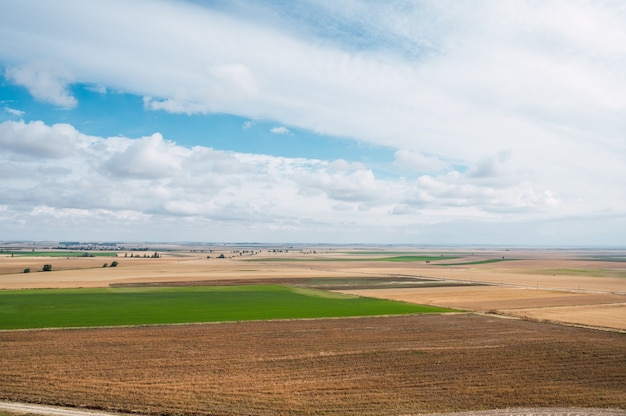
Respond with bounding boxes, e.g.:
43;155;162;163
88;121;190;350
1;314;625;415
0;245;625;415
0;285;453;330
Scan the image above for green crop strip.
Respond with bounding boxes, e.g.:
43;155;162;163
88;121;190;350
0;285;457;330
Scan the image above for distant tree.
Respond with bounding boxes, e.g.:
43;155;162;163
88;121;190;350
110;261;119;267
217;253;226;259
23;268;30;273
42;264;52;272
103;263;108;268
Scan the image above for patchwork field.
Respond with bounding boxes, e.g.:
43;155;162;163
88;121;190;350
2;246;623;330
0;246;625;415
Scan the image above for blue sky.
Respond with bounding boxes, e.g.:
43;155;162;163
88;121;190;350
0;0;625;245
1;79;395;164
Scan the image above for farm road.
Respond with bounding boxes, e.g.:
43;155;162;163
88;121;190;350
0;401;132;416
1;402;624;416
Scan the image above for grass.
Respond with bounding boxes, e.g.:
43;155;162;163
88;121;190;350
0;285;456;330
0;251;118;257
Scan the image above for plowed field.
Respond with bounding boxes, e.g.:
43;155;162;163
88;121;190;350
1;314;625;416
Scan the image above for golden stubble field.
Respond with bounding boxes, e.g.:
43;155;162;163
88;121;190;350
1;247;625;415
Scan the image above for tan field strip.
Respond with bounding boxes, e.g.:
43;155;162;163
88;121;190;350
335;286;626;331
0;256;366;289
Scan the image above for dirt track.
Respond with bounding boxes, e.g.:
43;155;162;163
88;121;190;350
1;402;625;416
0;401;131;416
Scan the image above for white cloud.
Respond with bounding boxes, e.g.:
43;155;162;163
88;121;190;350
0;119;591;243
270;126;289;134
0;120;79;158
394;150;448;173
4;107;24;117
101;133;188;179
5;64;77;108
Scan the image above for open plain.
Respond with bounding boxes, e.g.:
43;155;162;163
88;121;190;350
1;246;625;415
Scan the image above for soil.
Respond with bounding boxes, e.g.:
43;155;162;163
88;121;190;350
1;314;625;416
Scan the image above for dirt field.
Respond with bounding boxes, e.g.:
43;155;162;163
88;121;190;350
1;314;625;416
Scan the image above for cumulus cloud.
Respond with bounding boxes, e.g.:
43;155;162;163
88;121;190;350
0;119;577;242
0;120;79;158
467;151;512;181
394;150;448;173
101;133;187;179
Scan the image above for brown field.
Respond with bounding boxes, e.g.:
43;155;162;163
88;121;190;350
1;246;625;415
1;314;625;416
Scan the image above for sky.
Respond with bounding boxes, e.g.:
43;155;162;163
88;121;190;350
0;0;625;246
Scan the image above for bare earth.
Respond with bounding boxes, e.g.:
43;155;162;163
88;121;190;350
1;315;625;415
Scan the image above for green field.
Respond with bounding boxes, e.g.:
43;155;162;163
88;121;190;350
0;251;118;257
0;285;456;330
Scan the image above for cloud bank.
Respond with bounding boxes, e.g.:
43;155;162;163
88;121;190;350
1;119;617;244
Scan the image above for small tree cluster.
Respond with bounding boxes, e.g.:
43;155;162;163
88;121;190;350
42;264;52;272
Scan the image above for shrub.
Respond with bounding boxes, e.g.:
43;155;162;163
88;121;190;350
103;263;108;268
23;268;30;273
110;261;118;267
42;264;52;272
